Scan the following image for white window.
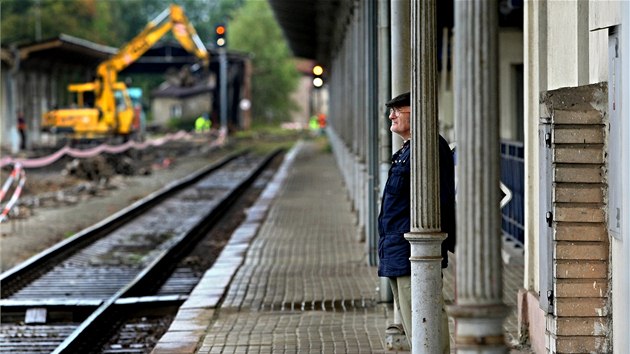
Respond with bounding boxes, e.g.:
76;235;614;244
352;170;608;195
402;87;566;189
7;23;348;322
170;104;182;118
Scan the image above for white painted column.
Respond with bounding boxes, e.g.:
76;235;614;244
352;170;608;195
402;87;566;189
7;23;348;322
390;0;410;153
406;0;445;352
389;0;411;330
450;1;509;352
614;2;630;350
378;0;391;190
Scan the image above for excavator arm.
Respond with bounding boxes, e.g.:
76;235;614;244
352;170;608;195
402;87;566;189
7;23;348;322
43;4;209;137
95;4;209;134
103;4;209;74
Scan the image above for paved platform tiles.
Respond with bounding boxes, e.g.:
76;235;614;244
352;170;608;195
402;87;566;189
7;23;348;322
152;140;529;354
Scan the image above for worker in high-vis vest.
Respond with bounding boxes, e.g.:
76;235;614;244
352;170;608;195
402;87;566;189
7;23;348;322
195;116;210;133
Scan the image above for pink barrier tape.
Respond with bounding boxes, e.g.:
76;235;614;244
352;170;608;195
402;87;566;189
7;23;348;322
0;130;223;223
0;164;22;203
209;128;227;148
0;130;198;169
0;165;26;223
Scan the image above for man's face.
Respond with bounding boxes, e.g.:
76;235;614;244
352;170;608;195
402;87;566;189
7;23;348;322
388;105;411;140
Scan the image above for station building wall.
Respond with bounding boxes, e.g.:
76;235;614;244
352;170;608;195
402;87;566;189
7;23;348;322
524;1;629;352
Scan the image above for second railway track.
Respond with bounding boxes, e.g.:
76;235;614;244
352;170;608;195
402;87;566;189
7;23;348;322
0;148;284;354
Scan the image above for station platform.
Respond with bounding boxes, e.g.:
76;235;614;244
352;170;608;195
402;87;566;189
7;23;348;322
151;139;526;354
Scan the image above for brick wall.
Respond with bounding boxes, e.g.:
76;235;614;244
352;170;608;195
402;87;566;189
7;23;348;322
541;83;610;353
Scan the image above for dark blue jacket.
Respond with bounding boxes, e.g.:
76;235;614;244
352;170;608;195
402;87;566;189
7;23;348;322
377;136;456;277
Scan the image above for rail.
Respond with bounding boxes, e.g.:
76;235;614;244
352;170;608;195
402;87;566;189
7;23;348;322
0;151;242;295
500;140;524;247
0;149;282;353
53;150;280;353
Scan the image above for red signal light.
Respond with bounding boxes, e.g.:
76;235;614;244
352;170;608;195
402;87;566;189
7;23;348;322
215;24;227;47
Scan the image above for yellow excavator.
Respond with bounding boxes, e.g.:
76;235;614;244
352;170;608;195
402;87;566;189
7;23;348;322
42;4;209;138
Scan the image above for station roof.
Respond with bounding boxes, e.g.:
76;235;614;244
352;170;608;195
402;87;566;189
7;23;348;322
268;0;344;65
0;48;14;66
267;0;456;66
14;34;116;69
5;34;244;75
269;0;521;66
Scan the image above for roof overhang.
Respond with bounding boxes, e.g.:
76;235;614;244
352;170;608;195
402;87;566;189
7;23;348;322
11;34;116;70
268;0;346;66
269;0;521;68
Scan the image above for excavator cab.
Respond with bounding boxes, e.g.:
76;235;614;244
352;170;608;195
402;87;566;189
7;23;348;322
42;85;98;135
112;83;135;135
42;82;134;136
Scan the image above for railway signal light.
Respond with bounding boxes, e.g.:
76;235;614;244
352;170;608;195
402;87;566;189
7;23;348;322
312;64;324;88
215;24;226;47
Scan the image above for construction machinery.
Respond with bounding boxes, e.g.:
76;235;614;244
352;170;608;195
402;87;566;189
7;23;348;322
42;4;209;138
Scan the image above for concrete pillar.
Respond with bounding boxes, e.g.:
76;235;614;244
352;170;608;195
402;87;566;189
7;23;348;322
389;0;411;333
522;2;547;350
390;0;410;152
365;0;379;266
523;0;545;299
352;5;360;219
4;51;19;153
378;0;392;190
406;0;445;352
378;0;393;302
450;1;509;352
618;4;630;351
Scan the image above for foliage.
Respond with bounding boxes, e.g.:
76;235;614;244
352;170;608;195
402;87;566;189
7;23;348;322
2;0;82;44
0;0;239;46
207;0;244;27
235;121;299;138
167;115;196;131
227;0;300;124
232;122;302;155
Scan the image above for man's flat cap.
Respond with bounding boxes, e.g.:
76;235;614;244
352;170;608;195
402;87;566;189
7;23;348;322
385;91;410;108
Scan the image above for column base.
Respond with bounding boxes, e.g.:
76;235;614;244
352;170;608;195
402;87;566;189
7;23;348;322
448;303;510;351
385;323;411;351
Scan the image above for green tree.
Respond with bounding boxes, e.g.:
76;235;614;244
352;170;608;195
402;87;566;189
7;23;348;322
0;0;227;47
0;0;121;45
207;0;243;28
227;0;299;123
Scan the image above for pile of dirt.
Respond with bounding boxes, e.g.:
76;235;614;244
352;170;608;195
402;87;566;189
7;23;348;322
0;141;223;271
2;140;204;220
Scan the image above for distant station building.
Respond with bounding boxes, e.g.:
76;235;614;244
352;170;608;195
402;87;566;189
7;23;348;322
144;43;252;132
1;34;116;151
1;35;251;152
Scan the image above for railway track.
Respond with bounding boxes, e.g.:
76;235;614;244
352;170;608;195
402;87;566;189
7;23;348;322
0;149;283;353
